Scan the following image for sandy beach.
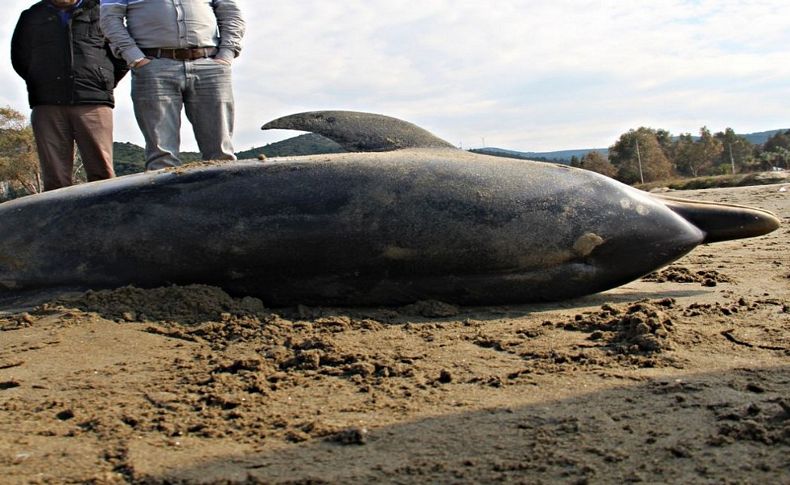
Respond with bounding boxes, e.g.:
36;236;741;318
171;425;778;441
0;183;787;484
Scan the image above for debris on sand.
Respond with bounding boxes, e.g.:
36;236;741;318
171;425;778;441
711;399;790;446
401;300;460;318
642;265;733;287
563;299;677;353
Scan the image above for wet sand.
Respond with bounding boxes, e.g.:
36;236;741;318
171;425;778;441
1;183;787;484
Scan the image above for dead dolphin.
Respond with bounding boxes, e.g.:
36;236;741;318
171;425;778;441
0;111;780;305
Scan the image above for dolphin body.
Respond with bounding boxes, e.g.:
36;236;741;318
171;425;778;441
0;111;780;305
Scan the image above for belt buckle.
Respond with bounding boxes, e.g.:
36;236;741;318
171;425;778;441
174;49;191;61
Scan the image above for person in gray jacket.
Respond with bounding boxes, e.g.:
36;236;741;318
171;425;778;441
100;0;245;170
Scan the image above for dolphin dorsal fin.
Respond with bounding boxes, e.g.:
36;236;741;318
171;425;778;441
261;110;455;152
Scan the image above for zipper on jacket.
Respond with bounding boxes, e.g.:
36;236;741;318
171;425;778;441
66;7;81;104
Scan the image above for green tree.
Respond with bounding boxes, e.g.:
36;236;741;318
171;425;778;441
758;130;790;170
0;106;41;195
671;127;723;177
763;129;790;153
608;127;673;184
759;147;790;170
670;133;696;177
655;128;673;155
714;128;754;174
578;150;617;178
696;126;724;176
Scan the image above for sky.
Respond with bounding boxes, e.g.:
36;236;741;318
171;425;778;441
1;0;789;153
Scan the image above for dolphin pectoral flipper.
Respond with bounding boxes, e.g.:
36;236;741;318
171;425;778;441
653;194;781;244
262;110;456;152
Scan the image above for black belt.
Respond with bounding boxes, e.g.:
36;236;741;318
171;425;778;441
141;47;218;61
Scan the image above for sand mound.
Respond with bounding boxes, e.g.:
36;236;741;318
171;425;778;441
59;285;269;324
642;265;733;286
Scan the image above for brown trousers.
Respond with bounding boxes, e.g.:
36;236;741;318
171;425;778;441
31;105;115;191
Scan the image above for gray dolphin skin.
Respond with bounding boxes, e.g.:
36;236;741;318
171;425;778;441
0;111;781;305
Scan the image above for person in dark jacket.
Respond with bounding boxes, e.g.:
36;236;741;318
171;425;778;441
11;0;128;191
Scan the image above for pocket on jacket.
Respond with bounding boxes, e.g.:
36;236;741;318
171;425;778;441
97;66;114;90
71;65;112;95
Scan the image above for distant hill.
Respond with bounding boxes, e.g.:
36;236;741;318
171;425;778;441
114;133;345;174
470;128;789;163
667;129;788;146
113;128;789;171
471;147;608;164
740;129;788;145
112;142;145;176
235;133;344;159
113;142;201;175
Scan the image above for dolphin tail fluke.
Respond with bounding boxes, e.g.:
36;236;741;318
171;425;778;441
654;195;781;243
262;110;456;152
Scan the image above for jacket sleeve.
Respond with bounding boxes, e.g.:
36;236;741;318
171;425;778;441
10;11;31;80
213;0;245;62
99;0;145;65
106;42;130;86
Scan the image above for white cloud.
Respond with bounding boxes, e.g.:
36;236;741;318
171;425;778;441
2;0;789;153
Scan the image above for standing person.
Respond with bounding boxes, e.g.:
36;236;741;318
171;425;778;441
11;0;129;192
100;0;245;170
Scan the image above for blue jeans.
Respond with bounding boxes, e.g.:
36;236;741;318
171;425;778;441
131;57;236;170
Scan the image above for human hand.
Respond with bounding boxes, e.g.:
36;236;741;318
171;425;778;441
132;57;152;69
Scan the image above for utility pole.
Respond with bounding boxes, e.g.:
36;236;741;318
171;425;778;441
635;138;645;184
728;142;736;174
